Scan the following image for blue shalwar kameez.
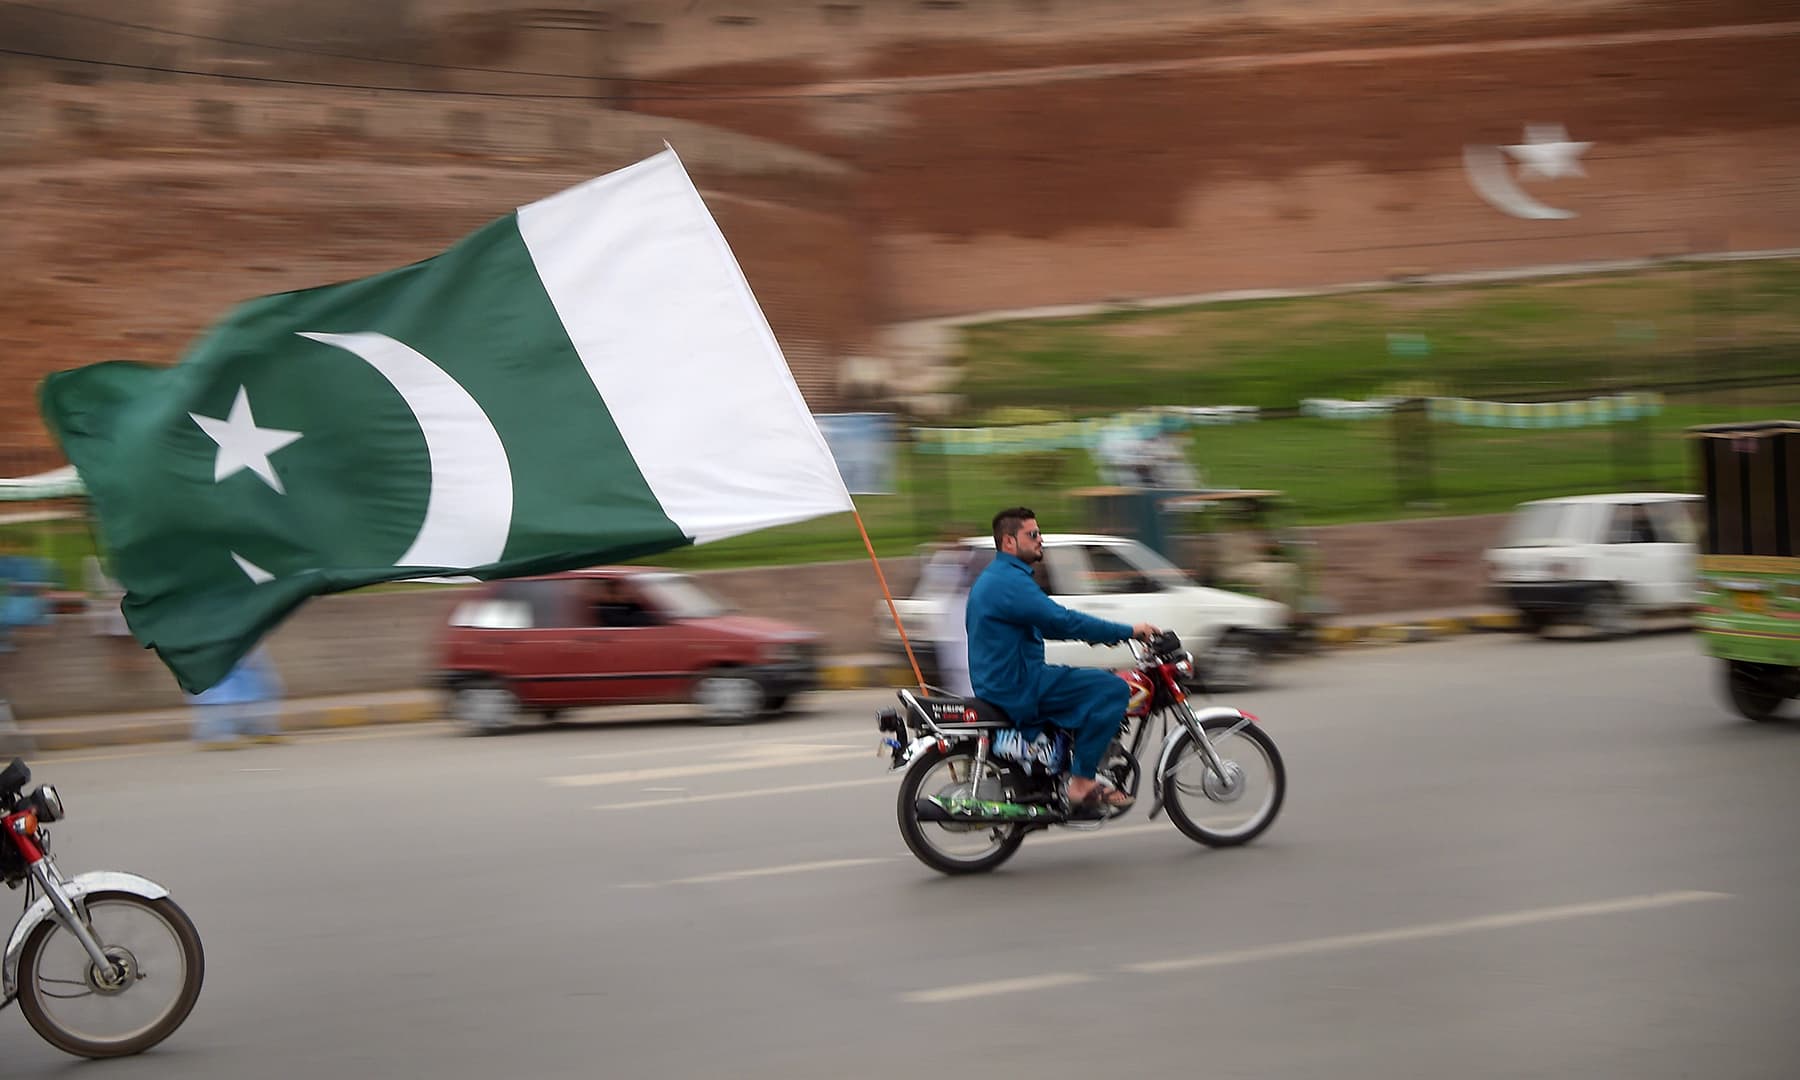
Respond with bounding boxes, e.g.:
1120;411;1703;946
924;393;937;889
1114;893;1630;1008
964;552;1135;779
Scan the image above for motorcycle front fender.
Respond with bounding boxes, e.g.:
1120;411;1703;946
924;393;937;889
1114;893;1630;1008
3;871;170;1005
1149;706;1250;816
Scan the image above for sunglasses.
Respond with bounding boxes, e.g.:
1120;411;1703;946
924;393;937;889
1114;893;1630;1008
1022;529;1041;540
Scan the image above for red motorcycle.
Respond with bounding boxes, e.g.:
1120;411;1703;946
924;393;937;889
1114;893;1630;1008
1;758;204;1058
879;630;1286;875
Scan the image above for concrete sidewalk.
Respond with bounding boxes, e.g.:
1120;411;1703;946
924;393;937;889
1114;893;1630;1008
3;606;1520;754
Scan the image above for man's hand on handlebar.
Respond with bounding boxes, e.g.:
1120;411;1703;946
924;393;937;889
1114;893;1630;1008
1132;623;1161;642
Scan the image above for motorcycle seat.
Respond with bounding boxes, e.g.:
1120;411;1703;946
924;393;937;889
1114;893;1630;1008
902;691;1014;729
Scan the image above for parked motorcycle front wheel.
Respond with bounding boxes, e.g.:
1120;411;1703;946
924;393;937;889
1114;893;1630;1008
16;892;205;1059
897;745;1026;875
1162;717;1286;848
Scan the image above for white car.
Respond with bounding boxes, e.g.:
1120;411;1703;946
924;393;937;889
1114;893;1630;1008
876;533;1291;691
1484;492;1702;637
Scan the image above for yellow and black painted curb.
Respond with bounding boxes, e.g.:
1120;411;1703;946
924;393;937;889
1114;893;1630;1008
1314;611;1521;647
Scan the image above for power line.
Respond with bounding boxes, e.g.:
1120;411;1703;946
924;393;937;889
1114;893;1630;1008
0;0;806;90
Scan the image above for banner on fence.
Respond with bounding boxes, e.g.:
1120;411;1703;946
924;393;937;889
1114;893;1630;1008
1427;392;1663;428
914;405;1258;456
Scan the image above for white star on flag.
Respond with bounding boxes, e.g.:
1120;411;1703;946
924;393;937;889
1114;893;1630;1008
189;387;302;493
1504;123;1593;180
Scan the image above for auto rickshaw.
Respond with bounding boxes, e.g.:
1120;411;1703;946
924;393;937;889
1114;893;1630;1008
1076;486;1330;652
1688;420;1800;722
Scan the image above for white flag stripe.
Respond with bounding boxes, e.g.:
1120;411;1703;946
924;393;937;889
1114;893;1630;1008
298;332;514;569
517;149;852;544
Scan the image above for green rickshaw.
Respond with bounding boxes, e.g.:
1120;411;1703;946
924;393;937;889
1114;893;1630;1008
1689;421;1800;722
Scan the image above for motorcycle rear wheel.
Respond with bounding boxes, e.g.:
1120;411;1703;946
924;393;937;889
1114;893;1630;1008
1162;718;1285;848
897;745;1026;875
16;892;205;1059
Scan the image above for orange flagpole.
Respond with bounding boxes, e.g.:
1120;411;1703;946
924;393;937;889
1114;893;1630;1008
852;507;926;691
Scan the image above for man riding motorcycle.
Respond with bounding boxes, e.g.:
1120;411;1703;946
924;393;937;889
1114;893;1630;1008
965;507;1158;811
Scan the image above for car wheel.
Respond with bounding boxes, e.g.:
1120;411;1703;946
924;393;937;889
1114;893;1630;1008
695;669;765;725
1519;610;1555;636
1202;630;1262;692
1584;585;1634;639
448;678;521;735
763;694;792;715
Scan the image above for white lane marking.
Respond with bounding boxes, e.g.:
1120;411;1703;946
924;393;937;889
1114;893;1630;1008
548;748;867;788
902;973;1096;1005
902;890;1732;1003
1123;890;1733;975
620;857;894;889
595;776;893;810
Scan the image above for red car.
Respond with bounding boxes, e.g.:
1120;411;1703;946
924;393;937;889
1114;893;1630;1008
435;567;821;733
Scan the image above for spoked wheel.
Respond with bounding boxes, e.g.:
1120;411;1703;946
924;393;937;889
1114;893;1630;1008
897;745;1026;875
17;892;205;1059
1162;716;1286;847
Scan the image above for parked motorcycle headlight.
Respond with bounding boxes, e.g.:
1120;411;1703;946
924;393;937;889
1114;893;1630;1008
29;785;63;823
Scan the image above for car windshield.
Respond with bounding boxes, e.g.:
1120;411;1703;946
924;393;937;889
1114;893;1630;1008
637;573;730;619
1501;502;1587;546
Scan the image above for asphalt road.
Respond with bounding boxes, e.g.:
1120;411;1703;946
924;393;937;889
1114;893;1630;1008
5;632;1797;1078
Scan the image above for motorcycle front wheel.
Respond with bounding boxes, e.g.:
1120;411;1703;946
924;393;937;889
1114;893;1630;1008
1162;717;1285;847
16;892;205;1059
897;745;1026;875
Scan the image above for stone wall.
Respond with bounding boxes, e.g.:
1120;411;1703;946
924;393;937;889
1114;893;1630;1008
0;511;1509;719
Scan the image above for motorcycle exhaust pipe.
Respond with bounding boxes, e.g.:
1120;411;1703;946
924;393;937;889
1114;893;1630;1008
913;797;1065;825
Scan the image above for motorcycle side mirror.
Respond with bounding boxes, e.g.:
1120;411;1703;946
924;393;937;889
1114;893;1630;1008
0;758;31;803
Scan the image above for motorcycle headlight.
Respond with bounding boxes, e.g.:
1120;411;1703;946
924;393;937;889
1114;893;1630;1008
28;785;63;824
1175;652;1195;678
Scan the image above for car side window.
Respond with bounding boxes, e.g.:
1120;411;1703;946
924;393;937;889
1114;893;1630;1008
1084;545;1160;594
583;581;657;629
449;598;532;629
1645;499;1698;544
458;580;566;629
1607;505;1656;545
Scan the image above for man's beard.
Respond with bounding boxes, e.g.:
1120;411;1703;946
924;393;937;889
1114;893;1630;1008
1019;545;1044;564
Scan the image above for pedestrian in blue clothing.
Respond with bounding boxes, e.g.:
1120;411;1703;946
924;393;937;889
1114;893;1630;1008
186;645;286;750
965;507;1158;810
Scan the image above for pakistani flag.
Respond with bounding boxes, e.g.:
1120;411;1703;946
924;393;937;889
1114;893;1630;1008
40;148;852;693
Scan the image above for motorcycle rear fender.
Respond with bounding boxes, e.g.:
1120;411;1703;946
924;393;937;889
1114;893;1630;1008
3;871;170;1005
1149;707;1251;816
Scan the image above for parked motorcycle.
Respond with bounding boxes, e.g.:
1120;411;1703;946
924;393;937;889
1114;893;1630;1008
0;758;204;1058
877;630;1285;875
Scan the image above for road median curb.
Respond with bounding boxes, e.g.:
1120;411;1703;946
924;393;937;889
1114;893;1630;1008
1317;611;1520;647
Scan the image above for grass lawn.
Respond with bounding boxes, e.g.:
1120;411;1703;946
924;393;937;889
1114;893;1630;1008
955;259;1800;411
